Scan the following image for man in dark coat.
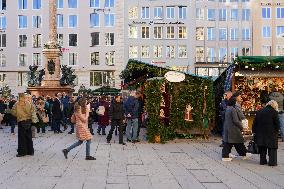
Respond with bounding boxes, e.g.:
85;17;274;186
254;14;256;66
252;100;280;166
219;91;232;147
0;98;7;128
107;95;125;145
52;93;63;133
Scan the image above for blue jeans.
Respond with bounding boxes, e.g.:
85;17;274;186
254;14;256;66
53;119;61;132
97;125;106;134
279;114;284;139
66;140;91;156
126;118;138;141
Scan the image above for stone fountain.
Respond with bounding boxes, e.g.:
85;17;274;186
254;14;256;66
27;0;74;97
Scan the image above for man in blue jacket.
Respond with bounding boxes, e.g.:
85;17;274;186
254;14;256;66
124;91;139;143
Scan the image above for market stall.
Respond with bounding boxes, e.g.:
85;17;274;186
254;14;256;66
121;60;215;142
225;56;284;132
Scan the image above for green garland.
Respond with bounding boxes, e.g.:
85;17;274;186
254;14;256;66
235;56;284;70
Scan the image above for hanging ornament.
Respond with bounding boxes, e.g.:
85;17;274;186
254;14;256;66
184;104;193;122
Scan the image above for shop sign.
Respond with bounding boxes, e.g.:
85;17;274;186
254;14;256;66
93;8;111;13
261;2;284;6
165;71;185;82
130;20;185;26
151;60;165;64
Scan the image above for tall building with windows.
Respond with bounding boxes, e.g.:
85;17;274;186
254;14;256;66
125;0;192;72
0;0;125;94
194;0;253;76
252;0;284;56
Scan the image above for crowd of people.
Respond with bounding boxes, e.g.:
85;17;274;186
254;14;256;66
0;90;145;160
219;90;281;166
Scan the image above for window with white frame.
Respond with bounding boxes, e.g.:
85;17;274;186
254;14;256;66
32;16;41;28
242;28;250;40
262;26;271;38
219;8;227;21
105;13;114;26
129;26;138;38
196;8;204;20
57;0;63;8
33;0;41;9
277;26;284;37
141;7;150;19
262;46;272;56
129;7;138;19
69;34;77;46
166;46;175;59
262;7;271;19
105;33;114;46
277;8;284;19
166;26;175;39
153;45;162;58
69;53;77;65
167;7;174;19
90;0;99;8
19;54;27;66
91;52;99;65
0;16;6;30
69;15;77;27
33;53;41;66
91;32;99;46
19;34;27;47
105;0;114;8
231;9;238;21
90;71;114;87
105;51;115;66
207;27;216;40
207;47;215;62
154;7;163;19
0;0;6;10
90;13;99;27
33;34;41;48
141;46;150;58
219;28;227;40
18;72;28;86
178;45;187;58
276;45;284;56
18;0;27;10
178;26;187;39
207;9;215;21
219;48;227;62
179;6;186;19
68;0;77;8
141;26;149;39
0;54;6;67
57;14;63;27
196;27;204;40
18;15;27;28
129;46;138;58
57;34;63;46
196;47;204;62
154;27;163;39
230;47;238;62
242;9;250;21
230;28;238;40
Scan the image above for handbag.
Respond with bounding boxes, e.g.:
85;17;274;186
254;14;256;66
41;112;49;123
247;139;259;154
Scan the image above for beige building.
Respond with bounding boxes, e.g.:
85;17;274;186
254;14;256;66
252;0;284;56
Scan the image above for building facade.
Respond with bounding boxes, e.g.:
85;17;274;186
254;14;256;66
252;0;284;56
0;0;125;94
0;0;280;95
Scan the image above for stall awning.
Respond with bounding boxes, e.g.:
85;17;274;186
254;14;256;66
235;56;284;70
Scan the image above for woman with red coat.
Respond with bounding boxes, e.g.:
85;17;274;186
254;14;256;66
62;97;96;160
96;96;109;135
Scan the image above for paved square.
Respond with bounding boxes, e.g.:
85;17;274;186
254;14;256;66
0;126;284;189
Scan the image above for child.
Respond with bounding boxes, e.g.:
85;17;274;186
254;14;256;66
62;98;96;160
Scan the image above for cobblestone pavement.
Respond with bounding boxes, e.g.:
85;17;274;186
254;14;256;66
0;126;284;189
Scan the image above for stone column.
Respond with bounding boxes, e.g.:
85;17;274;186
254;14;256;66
41;0;61;87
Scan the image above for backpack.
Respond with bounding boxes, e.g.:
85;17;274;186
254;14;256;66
96;106;105;116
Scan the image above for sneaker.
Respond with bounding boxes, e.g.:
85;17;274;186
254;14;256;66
229;153;237;158
120;142;126;145
62;149;68;159
242;153;252;160
85;156;96;160
68;131;74;134
127;139;132;142
219;143;224;147
222;158;233;162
